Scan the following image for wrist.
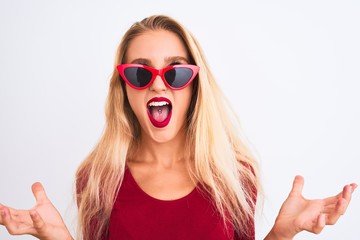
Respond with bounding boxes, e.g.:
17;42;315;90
264;228;292;240
264;222;294;240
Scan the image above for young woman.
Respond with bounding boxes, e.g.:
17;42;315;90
0;15;357;240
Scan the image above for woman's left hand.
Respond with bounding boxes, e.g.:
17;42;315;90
265;175;357;240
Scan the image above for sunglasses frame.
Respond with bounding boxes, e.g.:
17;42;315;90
117;64;200;90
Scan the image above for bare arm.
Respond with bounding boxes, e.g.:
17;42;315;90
0;182;73;240
264;175;357;240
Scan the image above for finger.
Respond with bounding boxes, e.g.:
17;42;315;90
312;214;325;234
1;207;13;226
0;203;8;214
326;198;347;225
29;210;46;233
31;182;49;203
0;205;33;227
1;207;12;232
335;195;349;216
0;207;6;225
342;184;356;202
322;184;354;205
322;203;337;214
1;207;22;235
322;185;354;217
323;194;341;205
0;203;4;222
289;175;304;197
335;184;355;216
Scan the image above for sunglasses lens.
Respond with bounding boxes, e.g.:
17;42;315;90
165;68;194;88
124;67;152;88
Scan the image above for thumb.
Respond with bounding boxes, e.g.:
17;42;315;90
289;175;305;197
31;182;49;203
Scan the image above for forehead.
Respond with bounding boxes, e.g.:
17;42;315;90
126;30;189;64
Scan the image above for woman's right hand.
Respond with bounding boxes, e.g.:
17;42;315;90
0;182;73;240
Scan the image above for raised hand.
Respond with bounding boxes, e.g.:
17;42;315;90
265;175;357;240
0;182;73;240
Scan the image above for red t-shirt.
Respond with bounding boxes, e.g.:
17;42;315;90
107;168;254;240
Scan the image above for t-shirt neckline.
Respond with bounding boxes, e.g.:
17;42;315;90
125;167;199;203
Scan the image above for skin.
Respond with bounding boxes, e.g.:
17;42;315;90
0;183;72;240
0;29;358;240
264;176;357;239
124;30;195;200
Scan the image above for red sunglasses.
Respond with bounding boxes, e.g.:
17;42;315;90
117;64;200;90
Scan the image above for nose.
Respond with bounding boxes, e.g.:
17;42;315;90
149;74;167;92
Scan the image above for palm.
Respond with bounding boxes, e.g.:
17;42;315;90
276;192;325;236
33;198;67;235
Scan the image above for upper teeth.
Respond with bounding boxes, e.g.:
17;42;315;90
148;101;169;107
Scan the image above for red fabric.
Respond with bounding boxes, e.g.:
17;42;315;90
106;169;254;240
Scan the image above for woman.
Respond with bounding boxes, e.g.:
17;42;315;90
0;15;357;240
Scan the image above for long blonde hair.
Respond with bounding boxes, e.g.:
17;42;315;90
75;15;261;240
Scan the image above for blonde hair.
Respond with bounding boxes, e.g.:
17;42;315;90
75;15;261;239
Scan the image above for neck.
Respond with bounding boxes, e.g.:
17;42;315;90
133;130;188;169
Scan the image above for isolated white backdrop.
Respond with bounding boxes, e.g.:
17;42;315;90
0;1;359;239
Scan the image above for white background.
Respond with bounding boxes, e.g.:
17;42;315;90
0;0;359;239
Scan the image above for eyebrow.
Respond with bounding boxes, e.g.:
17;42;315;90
164;56;189;63
130;58;151;65
130;56;189;65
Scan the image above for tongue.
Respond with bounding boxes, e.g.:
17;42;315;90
150;105;170;122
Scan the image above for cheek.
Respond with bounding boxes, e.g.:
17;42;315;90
126;87;144;116
177;86;193;114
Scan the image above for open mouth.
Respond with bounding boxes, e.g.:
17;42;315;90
147;97;172;128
